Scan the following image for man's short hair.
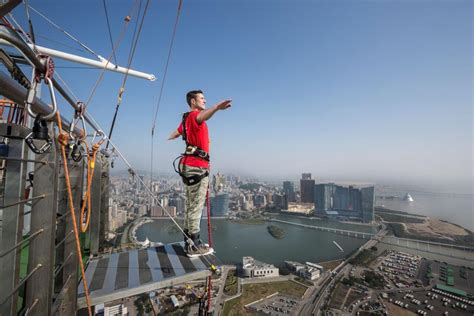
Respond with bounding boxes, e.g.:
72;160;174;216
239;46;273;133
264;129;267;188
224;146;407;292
186;90;203;107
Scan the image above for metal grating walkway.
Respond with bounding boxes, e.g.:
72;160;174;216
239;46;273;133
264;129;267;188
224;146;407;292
77;242;218;308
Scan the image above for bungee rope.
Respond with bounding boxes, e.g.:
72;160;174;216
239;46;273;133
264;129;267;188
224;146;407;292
55;111;93;316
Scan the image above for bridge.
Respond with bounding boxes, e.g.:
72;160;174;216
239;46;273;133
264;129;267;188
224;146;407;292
381;235;474;252
379;236;474;266
268;219;376;239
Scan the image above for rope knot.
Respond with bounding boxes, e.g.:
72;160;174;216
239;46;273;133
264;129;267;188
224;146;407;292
58;132;70;146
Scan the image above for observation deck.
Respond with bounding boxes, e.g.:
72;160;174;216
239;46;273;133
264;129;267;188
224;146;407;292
77;242;219;308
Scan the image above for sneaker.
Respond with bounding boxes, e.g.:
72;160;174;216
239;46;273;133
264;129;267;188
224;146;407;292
185;242;214;258
185;232;214;257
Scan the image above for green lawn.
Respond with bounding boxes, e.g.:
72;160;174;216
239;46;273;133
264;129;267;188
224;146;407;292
224;269;238;295
222;280;307;315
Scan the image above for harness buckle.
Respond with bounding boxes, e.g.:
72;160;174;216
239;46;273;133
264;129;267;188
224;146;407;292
185;145;197;155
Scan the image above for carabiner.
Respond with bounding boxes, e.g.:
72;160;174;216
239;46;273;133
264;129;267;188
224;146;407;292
92;130;107;146
26;77;57;120
69;108;87;142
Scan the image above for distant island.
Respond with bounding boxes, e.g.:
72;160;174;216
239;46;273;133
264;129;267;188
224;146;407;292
267;225;285;239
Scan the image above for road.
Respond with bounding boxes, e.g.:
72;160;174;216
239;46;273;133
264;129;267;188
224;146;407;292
211;265;231;315
296;223;388;315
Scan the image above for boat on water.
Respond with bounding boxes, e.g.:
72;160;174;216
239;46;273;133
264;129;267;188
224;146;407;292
404;193;414;202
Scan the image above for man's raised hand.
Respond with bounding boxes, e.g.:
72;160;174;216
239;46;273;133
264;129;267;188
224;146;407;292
216;99;232;110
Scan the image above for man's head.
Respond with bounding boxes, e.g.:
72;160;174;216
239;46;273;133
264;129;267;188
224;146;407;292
186;90;206;110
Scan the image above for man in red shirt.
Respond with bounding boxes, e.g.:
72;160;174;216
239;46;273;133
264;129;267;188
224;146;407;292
169;90;231;257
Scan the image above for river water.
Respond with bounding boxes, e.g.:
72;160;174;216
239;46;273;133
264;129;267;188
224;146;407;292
136;214;377;267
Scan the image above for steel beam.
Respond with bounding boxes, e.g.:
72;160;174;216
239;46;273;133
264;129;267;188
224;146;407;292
25;128;59;315
0;125;29;315
98;155;109;251
55;157;84;314
54;156;68;297
89;154;102;256
28;44;156;81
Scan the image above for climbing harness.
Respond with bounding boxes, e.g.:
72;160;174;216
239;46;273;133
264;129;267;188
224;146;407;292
173;112;210;185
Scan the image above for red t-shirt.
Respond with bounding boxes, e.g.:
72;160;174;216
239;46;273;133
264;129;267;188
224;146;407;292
177;110;210;168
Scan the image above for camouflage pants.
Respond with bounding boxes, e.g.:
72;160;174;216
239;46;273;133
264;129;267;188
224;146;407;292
181;164;209;235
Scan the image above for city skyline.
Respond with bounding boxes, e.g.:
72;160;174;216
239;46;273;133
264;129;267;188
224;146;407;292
9;0;472;192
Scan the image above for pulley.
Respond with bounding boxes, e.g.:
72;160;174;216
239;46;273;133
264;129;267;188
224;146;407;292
32;115;49;140
25;115;52;154
70;142;83;162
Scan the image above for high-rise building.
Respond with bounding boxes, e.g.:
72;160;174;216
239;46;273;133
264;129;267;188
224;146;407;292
266;193;273;205
165;206;177;217
300;174;315;203
150;206;161;217
283;181;296;202
175;197;185;215
314;183;334;212
210;193;230;217
361;186;375;222
273;193;288;210
314;183;375;223
253;194;266;208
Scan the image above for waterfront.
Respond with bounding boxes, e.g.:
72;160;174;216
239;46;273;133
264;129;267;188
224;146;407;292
377;190;473;230
135;216;375;267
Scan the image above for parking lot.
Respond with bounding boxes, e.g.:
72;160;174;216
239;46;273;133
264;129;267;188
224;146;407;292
248;294;299;315
377;250;422;288
357;301;385;314
387;288;474;315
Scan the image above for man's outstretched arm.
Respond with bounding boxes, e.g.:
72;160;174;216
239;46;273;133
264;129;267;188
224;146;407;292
168;130;181;140
196;99;232;124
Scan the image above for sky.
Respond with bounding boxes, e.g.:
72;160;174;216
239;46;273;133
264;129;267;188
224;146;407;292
6;0;473;192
